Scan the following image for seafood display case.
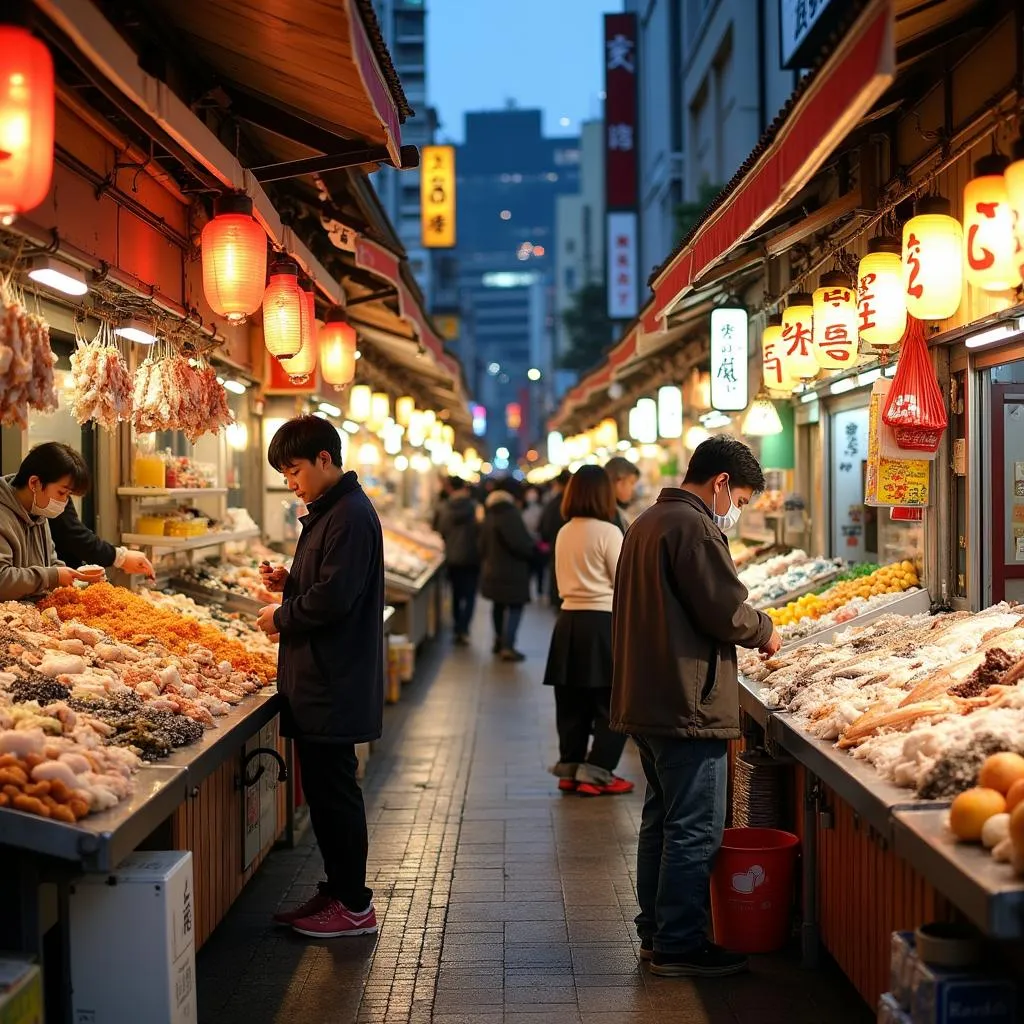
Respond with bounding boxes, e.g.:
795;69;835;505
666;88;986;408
381;521;446;647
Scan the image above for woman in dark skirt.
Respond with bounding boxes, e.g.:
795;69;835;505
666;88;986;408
543;465;633;796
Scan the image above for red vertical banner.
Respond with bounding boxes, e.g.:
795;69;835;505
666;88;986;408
604;13;638;211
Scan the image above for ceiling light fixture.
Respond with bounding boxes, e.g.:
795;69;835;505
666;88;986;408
318;401;342;417
222;379;247;395
27;256;88;296
965;319;1022;349
114;318;157;345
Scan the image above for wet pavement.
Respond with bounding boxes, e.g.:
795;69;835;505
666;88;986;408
196;603;872;1024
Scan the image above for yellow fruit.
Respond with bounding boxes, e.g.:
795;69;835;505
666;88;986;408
979;753;1024;795
949;788;1007;841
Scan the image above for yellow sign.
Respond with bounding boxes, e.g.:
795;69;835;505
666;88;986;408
421;145;456;248
866;380;930;507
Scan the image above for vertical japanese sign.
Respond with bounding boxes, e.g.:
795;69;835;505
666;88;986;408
710;308;749;411
421;145;456;248
779;0;841;70
604;13;638;320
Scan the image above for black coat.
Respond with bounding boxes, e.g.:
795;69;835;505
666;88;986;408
50;503;118;569
435;493;480;567
273;472;385;743
479;494;535;605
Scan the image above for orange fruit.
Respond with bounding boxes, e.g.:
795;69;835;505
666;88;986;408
949;788;1007;841
979;752;1024;795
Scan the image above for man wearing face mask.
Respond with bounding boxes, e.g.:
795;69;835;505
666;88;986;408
611;435;781;979
0;443;107;600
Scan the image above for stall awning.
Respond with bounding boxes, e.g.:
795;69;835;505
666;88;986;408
644;0;895;333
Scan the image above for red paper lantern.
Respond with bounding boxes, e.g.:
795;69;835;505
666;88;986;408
0;26;55;223
319;307;357;391
278;280;318;383
262;259;303;359
201;194;267;323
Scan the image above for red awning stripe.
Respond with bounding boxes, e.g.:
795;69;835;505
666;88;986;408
644;0;894;333
347;1;403;166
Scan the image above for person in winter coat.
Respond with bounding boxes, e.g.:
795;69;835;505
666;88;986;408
521;485;547;599
0;443;108;601
257;416;384;940
50;502;154;579
542;465;632;797
611;435;782;978
479;479;536;662
538;469;571;606
435;477;481;645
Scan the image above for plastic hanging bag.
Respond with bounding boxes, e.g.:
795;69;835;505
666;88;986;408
881;316;948;454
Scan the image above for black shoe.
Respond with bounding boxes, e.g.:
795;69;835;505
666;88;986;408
492;638;502;655
638;940;654;962
500;648;526;662
649;943;748;977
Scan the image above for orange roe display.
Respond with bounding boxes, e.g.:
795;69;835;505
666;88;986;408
40;584;277;685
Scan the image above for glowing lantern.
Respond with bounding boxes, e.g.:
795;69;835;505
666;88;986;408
963;155;1018;292
741;395;783;437
1007;136;1024;270
318;307;356;390
348;384;372;422
857;238;906;348
201;194;267;323
369;392;390;430
441;424;455;446
780;293;819;380
761;315;797;394
262;259;303;359
422;409;437;430
595;417;619;449
812;271;858;371
407;411;426;447
902;195;963;320
278;281;317;383
395;396;415;426
0;26;54;223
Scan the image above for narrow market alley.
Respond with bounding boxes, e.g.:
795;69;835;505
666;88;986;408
196;608;871;1024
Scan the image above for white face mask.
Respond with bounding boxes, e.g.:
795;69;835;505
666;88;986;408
31;487;68;520
712;480;741;532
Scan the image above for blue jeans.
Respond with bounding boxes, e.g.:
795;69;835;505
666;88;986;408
632;735;728;953
491;603;523;650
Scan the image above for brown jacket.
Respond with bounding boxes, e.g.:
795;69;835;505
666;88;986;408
610;488;773;740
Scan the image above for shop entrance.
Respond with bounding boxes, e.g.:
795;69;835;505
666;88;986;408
991;374;1024;603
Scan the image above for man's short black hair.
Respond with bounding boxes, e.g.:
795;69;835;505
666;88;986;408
683;435;765;492
604;455;640;481
556;469;571;487
268;415;343;470
448;476;466;491
13;442;90;494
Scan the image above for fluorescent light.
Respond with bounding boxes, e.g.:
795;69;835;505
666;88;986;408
27;256;88;296
314;411;328;419
829;377;856;395
700;411;732;429
965;319;1022;349
884;363;898;377
318;401;342;417
114;318;157;345
800;391;819;404
341;420;360;434
857;369;882;387
223;379;247;395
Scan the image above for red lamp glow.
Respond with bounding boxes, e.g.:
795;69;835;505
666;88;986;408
262;259;303;359
319;306;357;391
201;194;267;323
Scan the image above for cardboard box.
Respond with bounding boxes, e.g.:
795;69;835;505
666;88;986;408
910;960;1016;1024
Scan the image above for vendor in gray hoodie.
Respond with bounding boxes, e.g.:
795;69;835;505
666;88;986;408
0;443;106;600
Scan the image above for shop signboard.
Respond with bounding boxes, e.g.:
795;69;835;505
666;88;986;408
604;13;637;210
262;349;319;395
606;211;639;320
710;308;749;411
831;405;868;561
421;145;456;248
779;0;844;70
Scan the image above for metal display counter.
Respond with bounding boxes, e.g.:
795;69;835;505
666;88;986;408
749;568;842;611
385;558;445;646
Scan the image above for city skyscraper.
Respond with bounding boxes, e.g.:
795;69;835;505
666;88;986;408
371;0;436;297
451;108;580;459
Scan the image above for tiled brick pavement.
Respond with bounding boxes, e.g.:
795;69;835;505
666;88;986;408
197;604;872;1024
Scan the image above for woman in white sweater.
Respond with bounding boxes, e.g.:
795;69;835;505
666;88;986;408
542;465;633;796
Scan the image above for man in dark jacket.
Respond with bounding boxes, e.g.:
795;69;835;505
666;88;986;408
435;477;480;646
538;469;570;607
256;416;384;939
611;436;781;978
479;479;536;661
50;497;155;578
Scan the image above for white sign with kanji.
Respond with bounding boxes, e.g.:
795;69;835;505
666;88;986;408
710;308;749;411
606;212;638;320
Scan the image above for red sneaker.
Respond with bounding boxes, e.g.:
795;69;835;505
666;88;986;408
558;779;578;793
292;899;378;938
272;884;331;925
577;776;635;797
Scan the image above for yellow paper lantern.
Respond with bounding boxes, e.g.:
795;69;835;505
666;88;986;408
812;271;858;371
368;392;390;430
780;293;819;380
422;409;437;430
1006;137;1024;266
902;195;964;320
963;155;1019;292
441;424;455;446
595;417;619;449
261;259;303;359
395;396;415;426
348;384;372;422
318;308;357;391
761;316;797;394
278;281;318;383
857;238;907;348
407;410;426;447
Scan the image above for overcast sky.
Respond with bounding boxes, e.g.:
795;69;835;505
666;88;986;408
426;0;621;143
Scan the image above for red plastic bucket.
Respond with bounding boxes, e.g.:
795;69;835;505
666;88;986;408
710;827;799;954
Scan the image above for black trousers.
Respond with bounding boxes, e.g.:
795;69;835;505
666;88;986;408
448;565;479;636
554;686;627;771
295;740;372;911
